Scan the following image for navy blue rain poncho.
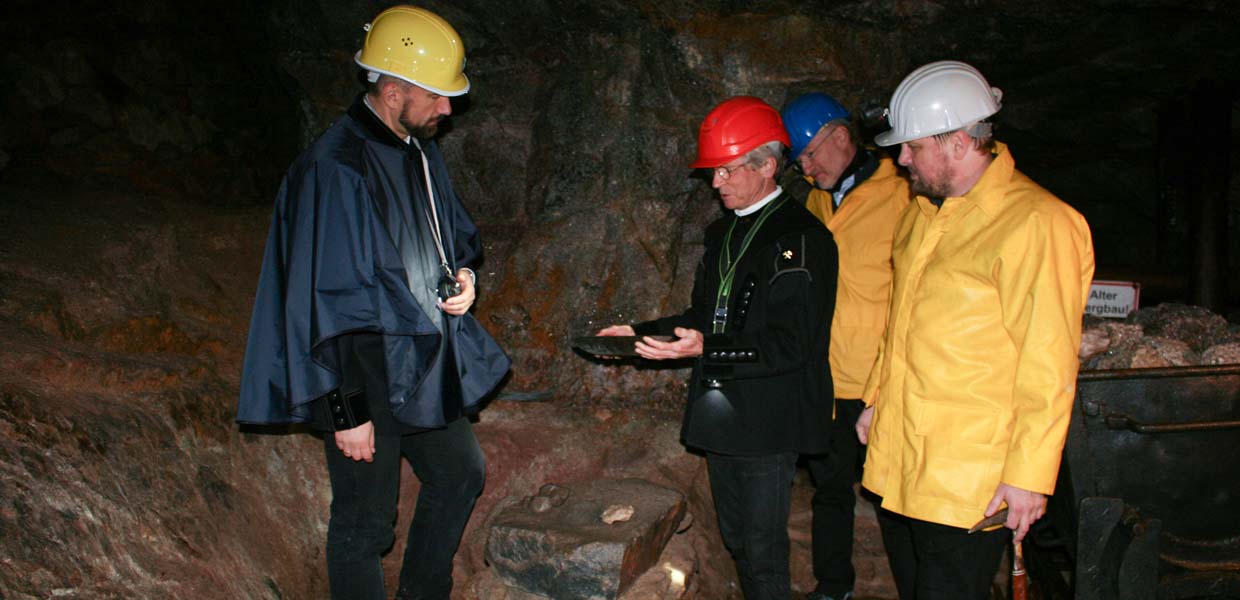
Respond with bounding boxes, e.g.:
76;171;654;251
236;95;510;429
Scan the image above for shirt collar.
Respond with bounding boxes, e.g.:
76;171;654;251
735;186;783;217
832;149;879;206
359;94;419;148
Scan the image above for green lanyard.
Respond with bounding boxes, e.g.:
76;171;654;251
712;196;785;333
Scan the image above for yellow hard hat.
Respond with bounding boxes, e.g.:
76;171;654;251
353;5;470;97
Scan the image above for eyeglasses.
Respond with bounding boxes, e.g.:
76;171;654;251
714;163;749;181
791;125;836;174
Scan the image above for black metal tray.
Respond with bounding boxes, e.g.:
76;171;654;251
572;335;674;357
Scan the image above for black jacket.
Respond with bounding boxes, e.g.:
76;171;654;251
635;194;837;455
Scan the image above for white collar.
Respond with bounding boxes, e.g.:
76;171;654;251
734;186;783;217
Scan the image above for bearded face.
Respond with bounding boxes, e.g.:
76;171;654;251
396;84;451;139
899;137;956;199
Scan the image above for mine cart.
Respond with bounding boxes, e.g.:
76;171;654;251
1049;365;1240;600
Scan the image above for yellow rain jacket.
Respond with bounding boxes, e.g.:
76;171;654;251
805;157;910;399
860;143;1094;529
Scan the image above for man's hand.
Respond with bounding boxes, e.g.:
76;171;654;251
439;269;476;316
597;325;636;337
855;405;875;444
984;482;1047;543
335;421;376;463
593;325;636;359
635;327;703;360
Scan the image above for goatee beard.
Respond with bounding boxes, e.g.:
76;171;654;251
910;172;953;199
401;119;439;140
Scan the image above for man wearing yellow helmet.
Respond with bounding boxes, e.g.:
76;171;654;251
237;6;509;599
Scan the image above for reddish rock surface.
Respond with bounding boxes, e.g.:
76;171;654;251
19;0;1240;597
0;183;896;599
0;185;326;598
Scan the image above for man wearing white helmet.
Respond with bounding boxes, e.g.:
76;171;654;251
854;61;1094;599
237;6;509;599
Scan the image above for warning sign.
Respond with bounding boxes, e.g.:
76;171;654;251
1085;280;1140;319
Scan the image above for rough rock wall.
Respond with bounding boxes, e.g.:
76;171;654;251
0;187;778;599
0;1;304;201
2;0;1240;598
0;186;326;598
6;1;1238;407
406;1;915;408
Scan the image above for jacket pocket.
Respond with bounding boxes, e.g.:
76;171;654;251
911;402;1005;508
915;435;1004;509
913;401;999;445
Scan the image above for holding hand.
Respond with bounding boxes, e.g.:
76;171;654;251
635;327;703;360
594;325;703;361
984;482;1047;543
594;324;637;359
439;268;476;316
597;325;636;337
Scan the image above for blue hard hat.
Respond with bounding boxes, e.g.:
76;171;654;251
781;92;851;160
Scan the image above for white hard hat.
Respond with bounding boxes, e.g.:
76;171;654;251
875;60;1002;147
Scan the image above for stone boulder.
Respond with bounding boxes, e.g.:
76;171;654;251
485;478;686;599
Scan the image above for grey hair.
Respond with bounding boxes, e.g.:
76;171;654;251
744;140;785;169
933;121;995;152
366;73;412;96
829;117;863;148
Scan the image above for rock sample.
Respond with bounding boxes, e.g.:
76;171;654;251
1202;342;1240;365
1089;336;1197;369
1131;303;1235;352
486;478;686;599
1079;317;1145;362
601;504;636;524
1080;305;1240;370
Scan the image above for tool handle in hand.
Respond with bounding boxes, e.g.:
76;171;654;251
1011;540;1028;600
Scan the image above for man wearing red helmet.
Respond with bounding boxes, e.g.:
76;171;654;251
599;96;838;599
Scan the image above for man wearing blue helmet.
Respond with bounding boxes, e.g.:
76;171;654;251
782;92;910;600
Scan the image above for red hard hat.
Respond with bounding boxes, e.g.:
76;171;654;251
690;96;791;169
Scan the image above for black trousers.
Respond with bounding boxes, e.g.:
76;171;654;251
876;505;1009;600
706;451;799;600
323;416;485;600
806;398;866;598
